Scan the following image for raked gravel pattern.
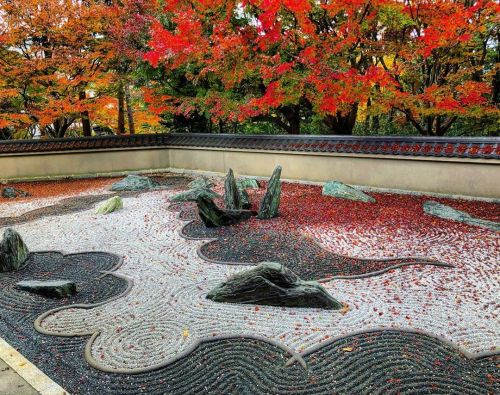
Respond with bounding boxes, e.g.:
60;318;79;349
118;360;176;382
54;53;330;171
4;188;499;373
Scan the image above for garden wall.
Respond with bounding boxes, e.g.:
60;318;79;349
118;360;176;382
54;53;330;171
0;134;498;198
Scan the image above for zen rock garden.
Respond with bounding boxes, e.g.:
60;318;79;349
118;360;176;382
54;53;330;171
0;169;498;395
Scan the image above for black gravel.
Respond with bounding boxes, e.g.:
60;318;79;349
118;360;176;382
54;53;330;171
171;202;448;281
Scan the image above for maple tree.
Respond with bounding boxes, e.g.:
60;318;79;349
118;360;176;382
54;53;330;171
143;0;498;135
0;0;117;138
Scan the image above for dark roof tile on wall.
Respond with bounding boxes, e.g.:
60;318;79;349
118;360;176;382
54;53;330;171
0;133;498;159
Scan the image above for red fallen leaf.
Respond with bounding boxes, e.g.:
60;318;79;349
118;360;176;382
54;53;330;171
254;306;260;312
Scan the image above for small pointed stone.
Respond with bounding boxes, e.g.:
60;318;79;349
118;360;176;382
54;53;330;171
257;165;282;219
0;228;29;273
197;196;256;227
96;196;123;214
224;168;241;210
207;262;342;310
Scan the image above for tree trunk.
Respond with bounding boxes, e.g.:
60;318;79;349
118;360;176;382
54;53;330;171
323;104;359;135
124;84;135;135
79;91;92;137
277;105;301;134
117;80;125;135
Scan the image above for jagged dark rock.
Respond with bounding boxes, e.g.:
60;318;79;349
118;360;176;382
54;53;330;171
424;201;500;231
1;187;30;199
110;175;160;191
0;228;29;273
322;181;376;203
197;196;256;227
224;168;241;210
257;165;282;219
207;262;342;310
15;280;77;298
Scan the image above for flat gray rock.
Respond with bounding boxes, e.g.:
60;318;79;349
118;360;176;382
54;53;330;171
110;175;160;191
423;201;500;231
207;262;342;310
0;228;29;273
16;280;77;298
322;181;375;203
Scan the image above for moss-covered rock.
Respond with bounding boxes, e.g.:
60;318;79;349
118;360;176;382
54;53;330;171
207;262;342;310
237;178;260;189
96;196;123;214
171;188;221;203
224;168;241;210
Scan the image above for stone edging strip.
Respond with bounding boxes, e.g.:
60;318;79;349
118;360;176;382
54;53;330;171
0;336;69;395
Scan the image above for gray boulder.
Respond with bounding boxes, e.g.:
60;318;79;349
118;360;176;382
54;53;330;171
257;166;282;219
16;280;77;298
188;176;214;190
171;188;221;203
322;181;375;203
207;262;342;310
110;175;160;191
0;228;29;273
197;196;256;227
1;187;29;198
423;201;500;231
237;178;260;189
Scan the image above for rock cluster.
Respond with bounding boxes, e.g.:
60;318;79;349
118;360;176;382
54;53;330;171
424;201;500;231
207;262;342;310
16;280;77;298
322;181;376;203
96;196;123;214
237;178;260;190
0;228;29;273
110;175;160;191
1;187;30;199
197;196;256;227
257;165;282;219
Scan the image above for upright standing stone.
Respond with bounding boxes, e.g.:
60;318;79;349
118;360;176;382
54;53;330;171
224;168;241;210
257;165;282;219
0;228;29;273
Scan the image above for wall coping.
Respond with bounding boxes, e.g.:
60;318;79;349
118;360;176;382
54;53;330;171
0;133;498;160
